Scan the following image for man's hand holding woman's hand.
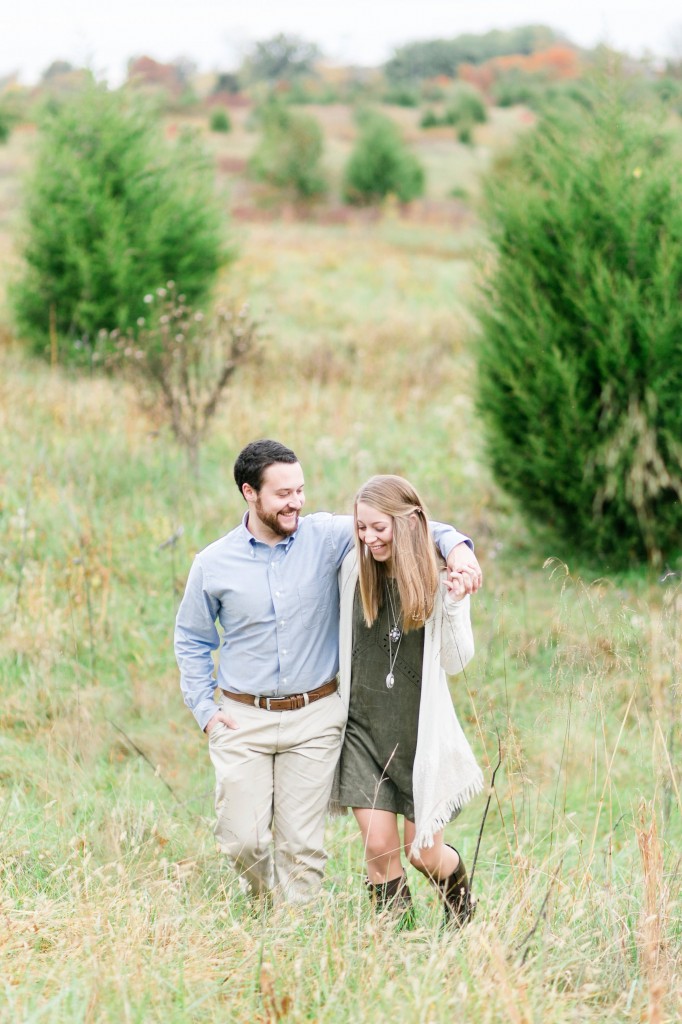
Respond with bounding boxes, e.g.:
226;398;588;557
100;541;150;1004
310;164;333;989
444;570;476;601
446;543;483;600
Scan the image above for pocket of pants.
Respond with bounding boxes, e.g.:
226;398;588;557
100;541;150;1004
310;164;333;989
208;711;235;742
208;720;226;741
329;691;349;731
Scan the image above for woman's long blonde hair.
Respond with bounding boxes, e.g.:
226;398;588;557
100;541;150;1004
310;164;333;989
354;475;441;632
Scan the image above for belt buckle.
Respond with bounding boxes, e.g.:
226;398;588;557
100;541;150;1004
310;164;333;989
265;697;272;711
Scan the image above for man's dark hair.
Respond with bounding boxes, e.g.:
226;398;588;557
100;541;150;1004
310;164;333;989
234;439;299;497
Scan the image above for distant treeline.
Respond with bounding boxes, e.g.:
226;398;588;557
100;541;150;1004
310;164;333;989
5;21;682;123
385;25;566;82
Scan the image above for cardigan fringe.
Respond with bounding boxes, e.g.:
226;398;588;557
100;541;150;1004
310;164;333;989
413;775;486;849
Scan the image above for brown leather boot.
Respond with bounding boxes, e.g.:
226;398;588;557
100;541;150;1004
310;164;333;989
366;872;416;930
436;847;474;928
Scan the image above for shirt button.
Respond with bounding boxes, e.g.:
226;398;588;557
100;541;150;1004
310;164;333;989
283;677;288;683
275;591;281;597
282;649;288;655
280;620;285;626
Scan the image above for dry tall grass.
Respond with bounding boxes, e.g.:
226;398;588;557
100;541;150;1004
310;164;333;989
1;122;681;1021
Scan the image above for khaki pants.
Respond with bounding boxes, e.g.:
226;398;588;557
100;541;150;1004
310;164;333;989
208;689;346;903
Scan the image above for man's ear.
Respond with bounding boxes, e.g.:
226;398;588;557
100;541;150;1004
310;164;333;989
242;483;257;502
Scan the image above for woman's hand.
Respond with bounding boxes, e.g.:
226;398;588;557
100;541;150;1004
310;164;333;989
444;569;475;601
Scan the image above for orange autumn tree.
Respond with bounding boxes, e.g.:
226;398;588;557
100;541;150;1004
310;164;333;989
460;45;580;94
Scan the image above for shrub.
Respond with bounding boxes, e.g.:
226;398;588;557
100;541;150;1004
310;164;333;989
420;109;441;129
12;86;230;362
0;105;11;144
382;86;419;107
0;90;23;143
492;74;594;114
491;73;543;108
283;79;339;104
443;85;487;126
476;85;682;567
108;284;259;476
649;77;682;116
343;111;425;205
209;107;231;132
457;123;474;145
249;101;327;200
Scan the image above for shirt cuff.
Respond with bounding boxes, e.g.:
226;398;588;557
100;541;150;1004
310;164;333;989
445;532;473;556
194;697;220;732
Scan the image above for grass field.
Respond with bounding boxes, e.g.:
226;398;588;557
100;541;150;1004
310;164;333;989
1;103;681;1022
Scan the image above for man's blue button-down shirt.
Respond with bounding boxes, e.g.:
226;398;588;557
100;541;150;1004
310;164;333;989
174;511;469;731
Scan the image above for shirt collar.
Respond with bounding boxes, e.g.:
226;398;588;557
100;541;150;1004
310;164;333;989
239;511;298;553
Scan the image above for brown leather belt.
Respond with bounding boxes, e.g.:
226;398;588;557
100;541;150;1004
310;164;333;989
222;678;338;712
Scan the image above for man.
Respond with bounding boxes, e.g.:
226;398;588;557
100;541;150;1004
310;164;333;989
175;439;482;904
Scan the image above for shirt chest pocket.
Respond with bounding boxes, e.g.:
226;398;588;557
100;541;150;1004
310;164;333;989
298;578;333;630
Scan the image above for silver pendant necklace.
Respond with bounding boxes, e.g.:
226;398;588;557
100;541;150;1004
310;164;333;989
385;581;402;689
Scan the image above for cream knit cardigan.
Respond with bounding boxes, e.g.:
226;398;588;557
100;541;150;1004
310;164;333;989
335;550;484;850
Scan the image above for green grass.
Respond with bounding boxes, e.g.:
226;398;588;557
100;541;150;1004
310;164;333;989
1;116;682;1022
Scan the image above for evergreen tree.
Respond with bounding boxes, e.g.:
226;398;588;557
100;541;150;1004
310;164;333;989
476;84;682;567
249;102;326;200
343;111;424;205
13;86;229;361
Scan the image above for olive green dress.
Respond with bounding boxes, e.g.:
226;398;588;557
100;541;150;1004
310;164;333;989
336;580;425;821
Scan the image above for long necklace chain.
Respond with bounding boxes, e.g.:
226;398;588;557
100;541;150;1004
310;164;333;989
385;581;402;689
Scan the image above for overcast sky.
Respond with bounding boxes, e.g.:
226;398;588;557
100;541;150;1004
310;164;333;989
3;1;680;85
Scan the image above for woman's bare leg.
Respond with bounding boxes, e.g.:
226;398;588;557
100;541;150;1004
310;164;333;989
353;807;404;883
402;821;459;881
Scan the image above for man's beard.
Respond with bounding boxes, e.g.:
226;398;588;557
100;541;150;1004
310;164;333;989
255;498;299;538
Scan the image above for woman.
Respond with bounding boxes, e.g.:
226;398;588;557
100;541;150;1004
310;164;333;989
334;475;483;927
